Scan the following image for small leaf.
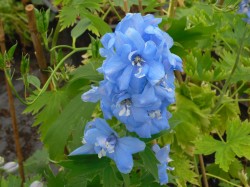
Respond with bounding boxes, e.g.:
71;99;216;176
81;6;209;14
27;75;41;90
139;146;159;181
71;18;91;39
7;43;17;59
82;13;111;36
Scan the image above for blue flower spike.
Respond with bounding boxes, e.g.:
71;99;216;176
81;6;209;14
69;118;146;174
81;13;182;138
152;144;174;185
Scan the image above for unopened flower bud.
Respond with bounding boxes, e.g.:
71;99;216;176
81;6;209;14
2;162;18;173
30;180;43;187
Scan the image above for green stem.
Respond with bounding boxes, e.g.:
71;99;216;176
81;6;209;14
50;19;61;66
231;81;245;98
5;48;85;105
212;28;247;114
167;0;176;18
108;0;122;20
26;49;83;105
216;130;225;143
206;173;241;187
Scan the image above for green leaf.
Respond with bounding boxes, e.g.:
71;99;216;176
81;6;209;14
71;18;91;40
121;173;130;187
27;75;41;90
7;43;17;60
24;148;49;174
103;166;118;187
35;8;50;33
43;93;97;159
60;155;109;178
70;62;103;83
82;13;111;36
195;119;250;171
59;6;79;31
0;175;21;187
139;146;159;181
171;153;199;186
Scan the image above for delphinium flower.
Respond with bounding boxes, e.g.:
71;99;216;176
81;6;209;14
152;144;174;185
238;0;250;23
69;118;145;174
82;13;182;138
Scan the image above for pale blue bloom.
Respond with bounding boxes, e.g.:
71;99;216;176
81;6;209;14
69;118;145;174
99;13;182;90
238;0;250;23
152;144;174;185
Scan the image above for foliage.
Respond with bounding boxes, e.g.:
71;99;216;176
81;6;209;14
1;0;250;187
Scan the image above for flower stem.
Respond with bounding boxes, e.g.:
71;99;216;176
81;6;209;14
206;173;242;187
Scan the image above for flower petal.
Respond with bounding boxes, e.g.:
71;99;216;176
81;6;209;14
118;137;146;154
118;66;133;90
69;144;95;156
113;146;134;174
125;28;145;52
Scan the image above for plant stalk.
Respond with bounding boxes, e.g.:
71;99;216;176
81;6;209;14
25;4;52;89
123;0;129;13
199;155;209;187
0;19;25;187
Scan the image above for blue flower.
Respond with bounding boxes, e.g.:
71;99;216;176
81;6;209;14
99;13;182;90
238;0;250;23
69;118;146;174
152;144;174;185
82;13;181;139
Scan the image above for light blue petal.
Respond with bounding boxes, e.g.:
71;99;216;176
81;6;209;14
101;33;115;49
158;164;168;185
142;41;157;60
81;86;100;102
118;137;146;154
131;107;148;123
147;61;165;85
125;28;145;52
69;144;95;156
134;124;152;138
118;66;133;90
132;84;158;107
156;145;170;164
113;146;134;174
102;55;126;76
84;128;104;144
94;118;116;135
152;144;160;153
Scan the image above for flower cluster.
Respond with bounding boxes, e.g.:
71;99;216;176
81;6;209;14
82;13;182;138
239;0;250;23
70;13;181;183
